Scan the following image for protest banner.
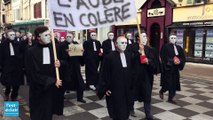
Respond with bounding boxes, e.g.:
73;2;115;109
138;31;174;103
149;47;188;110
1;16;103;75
48;0;137;30
68;44;84;56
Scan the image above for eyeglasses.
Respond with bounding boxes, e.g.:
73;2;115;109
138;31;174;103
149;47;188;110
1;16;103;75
67;36;72;38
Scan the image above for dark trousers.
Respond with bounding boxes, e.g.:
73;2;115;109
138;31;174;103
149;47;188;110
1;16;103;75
5;85;19;99
160;87;176;100
77;87;83;100
144;102;151;117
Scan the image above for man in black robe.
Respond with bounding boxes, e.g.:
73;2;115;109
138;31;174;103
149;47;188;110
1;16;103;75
83;31;102;90
102;31;116;57
0;29;24;101
60;32;86;103
159;33;186;104
131;32;158;120
97;36;133;120
25;26;64;120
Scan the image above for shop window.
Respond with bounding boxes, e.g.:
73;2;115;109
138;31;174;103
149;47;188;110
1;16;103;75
205;29;213;58
194;29;204;57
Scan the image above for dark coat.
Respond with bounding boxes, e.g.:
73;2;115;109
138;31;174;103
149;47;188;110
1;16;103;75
59;41;85;91
102;39;115;57
83;39;101;85
132;43;156;103
160;43;186;91
0;39;24;86
25;43;65;120
97;51;133;120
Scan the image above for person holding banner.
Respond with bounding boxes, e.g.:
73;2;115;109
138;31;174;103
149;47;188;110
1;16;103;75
102;31;116;57
83;31;102;90
25;26;64;120
159;32;186;104
0;29;24;101
60;31;86;103
97;36;133;120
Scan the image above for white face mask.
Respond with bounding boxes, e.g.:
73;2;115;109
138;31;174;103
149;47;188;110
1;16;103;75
27;33;32;40
116;37;127;52
126;33;132;40
108;33;114;40
60;37;65;42
7;31;16;40
54;32;60;39
16;32;20;37
90;33;97;40
169;35;177;44
141;33;148;45
39;30;51;44
66;33;74;43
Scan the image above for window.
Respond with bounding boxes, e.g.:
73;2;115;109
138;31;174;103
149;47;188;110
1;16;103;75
34;2;42;18
151;0;162;9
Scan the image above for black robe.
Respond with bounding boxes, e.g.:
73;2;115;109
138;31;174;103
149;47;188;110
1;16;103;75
83;39;101;86
59;41;85;91
97;51;133;120
132;43;157;103
0;39;24;86
102;39;115;57
21;40;36;84
160;43;186;91
25;43;64;120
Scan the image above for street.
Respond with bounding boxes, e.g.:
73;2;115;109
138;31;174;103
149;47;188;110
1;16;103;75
0;62;213;120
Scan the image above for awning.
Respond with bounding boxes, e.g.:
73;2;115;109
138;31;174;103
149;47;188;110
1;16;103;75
13;20;45;26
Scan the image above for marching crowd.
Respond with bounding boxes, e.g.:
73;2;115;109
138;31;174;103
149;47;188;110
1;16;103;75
0;25;186;120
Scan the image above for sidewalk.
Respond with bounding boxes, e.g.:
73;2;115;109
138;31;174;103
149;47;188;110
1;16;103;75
180;62;213;82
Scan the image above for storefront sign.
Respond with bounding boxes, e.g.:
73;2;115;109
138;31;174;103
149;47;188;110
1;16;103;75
173;21;213;27
48;0;137;30
173;4;213;22
147;8;165;17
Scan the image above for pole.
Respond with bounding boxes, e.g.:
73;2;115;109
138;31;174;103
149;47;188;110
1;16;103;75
136;13;145;55
51;29;60;80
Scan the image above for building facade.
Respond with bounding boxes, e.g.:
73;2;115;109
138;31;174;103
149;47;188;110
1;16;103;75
171;2;213;64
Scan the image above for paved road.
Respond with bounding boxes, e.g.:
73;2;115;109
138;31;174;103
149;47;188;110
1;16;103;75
0;62;213;120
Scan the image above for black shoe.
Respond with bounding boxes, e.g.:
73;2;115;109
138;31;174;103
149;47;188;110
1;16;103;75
145;115;154;120
130;110;137;117
167;99;177;104
159;91;164;100
77;99;86;103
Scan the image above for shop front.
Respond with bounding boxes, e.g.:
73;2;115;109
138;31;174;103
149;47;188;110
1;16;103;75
171;4;213;64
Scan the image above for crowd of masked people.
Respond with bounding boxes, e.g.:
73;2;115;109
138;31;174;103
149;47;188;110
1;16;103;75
0;25;186;120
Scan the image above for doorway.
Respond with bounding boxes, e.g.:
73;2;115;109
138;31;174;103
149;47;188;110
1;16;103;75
150;23;161;54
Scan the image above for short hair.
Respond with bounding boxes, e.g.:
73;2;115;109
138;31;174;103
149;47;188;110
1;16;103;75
34;25;49;38
6;29;15;36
